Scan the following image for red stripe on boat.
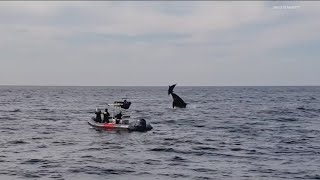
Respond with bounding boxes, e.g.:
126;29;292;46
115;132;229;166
104;123;115;128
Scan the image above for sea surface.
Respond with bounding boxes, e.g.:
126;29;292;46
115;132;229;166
0;86;320;180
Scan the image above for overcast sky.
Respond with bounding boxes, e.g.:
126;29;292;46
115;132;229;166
0;1;319;86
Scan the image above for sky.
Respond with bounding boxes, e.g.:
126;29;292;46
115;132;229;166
0;1;319;86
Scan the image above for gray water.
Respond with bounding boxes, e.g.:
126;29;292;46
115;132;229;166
0;86;320;180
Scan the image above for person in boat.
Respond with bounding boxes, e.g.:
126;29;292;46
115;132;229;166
95;108;102;123
115;111;122;119
102;108;110;123
115;111;122;124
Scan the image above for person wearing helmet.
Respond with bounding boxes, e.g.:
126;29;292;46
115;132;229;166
103;108;110;123
95;108;102;123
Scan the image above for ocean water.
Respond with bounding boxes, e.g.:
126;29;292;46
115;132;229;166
0;86;320;180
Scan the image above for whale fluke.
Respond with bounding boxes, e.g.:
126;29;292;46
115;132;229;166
168;83;176;95
168;84;187;108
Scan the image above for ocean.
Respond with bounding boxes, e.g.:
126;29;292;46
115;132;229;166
0;86;319;180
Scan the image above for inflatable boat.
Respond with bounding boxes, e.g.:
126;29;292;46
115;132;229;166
88;117;152;132
89;103;152;132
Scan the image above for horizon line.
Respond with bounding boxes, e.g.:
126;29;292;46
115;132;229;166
1;84;320;87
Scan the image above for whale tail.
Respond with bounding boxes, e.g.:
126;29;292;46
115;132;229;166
168;83;187;108
168;84;177;95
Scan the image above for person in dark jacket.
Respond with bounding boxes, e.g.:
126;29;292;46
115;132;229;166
103;108;110;123
115;111;122;124
95;108;102;123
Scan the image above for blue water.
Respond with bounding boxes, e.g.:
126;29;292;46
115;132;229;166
0;86;320;180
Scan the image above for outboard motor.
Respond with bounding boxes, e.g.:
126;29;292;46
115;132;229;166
129;119;153;132
136;119;147;131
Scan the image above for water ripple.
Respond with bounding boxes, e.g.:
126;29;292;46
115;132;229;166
0;86;319;180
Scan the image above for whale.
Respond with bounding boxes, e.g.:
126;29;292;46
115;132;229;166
168;84;187;108
168;84;176;95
